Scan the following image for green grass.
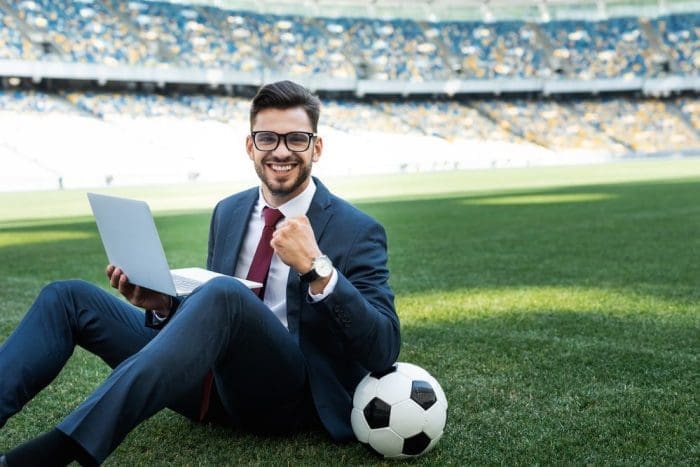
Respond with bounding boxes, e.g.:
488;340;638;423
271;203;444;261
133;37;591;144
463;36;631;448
1;159;699;464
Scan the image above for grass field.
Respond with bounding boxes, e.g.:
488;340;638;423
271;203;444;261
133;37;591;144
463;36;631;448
1;159;699;465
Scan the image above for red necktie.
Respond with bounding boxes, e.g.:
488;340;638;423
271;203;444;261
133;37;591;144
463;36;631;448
246;206;284;298
198;206;284;420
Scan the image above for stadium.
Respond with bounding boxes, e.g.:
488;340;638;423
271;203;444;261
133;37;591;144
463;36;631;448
0;0;698;464
0;0;698;190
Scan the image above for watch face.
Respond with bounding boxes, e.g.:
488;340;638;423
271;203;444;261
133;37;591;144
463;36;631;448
315;255;333;277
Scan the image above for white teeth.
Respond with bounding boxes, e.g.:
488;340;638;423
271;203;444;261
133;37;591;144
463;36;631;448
271;164;292;171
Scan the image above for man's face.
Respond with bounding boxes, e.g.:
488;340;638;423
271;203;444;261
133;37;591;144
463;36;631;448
246;106;323;206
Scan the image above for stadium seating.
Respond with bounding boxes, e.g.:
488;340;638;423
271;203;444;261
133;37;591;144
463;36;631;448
6;0;145;65
0;89;82;114
0;1;698;80
326;17;450;81
652;13;700;75
259;15;356;78
0;8;40;60
63;91;250;121
0;2;698;191
676;96;700;129
567;98;699;153
437;20;546;79
475;98;628;151
540;16;651;79
3;89;697;154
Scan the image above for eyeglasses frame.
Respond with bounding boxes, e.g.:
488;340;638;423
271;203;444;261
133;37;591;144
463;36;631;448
250;131;317;152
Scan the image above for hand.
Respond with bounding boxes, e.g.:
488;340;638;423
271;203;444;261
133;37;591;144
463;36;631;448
271;217;332;294
270;216;320;273
106;264;172;315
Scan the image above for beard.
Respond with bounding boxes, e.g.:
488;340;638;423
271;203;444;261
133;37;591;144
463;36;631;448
255;154;313;198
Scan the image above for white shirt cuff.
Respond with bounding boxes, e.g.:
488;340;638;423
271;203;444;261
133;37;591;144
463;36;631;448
308;268;338;302
152;310;168;322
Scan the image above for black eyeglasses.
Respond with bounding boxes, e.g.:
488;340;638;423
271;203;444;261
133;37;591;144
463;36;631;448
251;131;317;152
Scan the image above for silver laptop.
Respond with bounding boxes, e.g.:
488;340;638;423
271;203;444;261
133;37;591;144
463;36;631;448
87;192;260;296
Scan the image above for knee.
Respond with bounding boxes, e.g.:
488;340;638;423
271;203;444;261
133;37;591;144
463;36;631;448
185;276;257;324
196;275;250;301
37;279;99;319
40;279;95;302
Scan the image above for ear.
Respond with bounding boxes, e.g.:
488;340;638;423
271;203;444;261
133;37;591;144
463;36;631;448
312;136;323;163
246;134;255;161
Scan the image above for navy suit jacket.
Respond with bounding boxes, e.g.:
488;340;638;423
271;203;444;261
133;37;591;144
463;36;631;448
204;177;401;440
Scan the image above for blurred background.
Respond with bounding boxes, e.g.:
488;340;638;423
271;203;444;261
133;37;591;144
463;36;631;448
0;0;698;192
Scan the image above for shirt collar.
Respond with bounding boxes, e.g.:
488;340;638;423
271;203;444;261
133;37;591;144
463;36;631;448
256;178;317;219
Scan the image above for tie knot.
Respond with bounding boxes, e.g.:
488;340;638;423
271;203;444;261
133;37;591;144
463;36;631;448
262;207;284;227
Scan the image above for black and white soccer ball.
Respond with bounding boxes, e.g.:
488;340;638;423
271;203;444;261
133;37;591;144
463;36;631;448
351;362;448;458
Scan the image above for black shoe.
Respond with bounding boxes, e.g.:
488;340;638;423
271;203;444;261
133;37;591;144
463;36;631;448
0;454;8;467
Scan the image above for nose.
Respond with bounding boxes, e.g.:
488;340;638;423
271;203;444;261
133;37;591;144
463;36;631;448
271;136;293;156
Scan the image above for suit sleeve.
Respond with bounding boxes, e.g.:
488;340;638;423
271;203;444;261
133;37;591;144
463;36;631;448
206;202;219;271
311;220;400;372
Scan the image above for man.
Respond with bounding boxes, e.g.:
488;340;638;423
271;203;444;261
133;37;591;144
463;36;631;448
0;80;400;466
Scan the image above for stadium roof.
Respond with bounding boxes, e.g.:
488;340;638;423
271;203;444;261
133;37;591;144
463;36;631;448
171;0;700;21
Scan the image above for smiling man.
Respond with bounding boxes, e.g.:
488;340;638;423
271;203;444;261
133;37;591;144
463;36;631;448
249;107;318;201
0;80;400;466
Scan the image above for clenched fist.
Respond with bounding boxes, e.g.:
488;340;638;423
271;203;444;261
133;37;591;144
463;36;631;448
270;215;331;293
270;215;320;273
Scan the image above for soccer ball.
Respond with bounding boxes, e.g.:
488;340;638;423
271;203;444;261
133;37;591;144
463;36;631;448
351;362;448;458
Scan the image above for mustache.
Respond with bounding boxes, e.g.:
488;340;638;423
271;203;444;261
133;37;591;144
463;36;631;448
262;155;301;164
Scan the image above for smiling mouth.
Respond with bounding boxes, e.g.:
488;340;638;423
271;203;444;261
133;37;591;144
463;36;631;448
265;157;299;174
268;163;294;173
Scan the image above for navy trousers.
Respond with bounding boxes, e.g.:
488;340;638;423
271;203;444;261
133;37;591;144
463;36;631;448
0;277;315;463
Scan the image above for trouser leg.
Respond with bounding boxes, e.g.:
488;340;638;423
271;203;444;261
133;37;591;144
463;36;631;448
57;276;312;464
0;280;155;428
212;290;311;434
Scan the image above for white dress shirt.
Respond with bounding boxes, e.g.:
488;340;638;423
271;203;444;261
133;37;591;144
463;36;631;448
233;179;337;328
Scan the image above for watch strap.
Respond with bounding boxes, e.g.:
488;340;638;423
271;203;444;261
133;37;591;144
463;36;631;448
299;267;320;283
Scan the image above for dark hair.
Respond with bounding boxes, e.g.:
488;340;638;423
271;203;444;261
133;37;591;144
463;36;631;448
249;80;321;132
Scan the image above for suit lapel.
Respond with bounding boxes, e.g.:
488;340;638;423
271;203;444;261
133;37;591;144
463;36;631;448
286;178;333;340
223;189;258;276
306;177;333;244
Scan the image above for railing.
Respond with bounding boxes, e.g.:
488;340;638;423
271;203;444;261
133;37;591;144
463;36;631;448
0;59;698;96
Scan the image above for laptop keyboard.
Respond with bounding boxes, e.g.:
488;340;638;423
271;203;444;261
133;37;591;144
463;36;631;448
171;273;202;294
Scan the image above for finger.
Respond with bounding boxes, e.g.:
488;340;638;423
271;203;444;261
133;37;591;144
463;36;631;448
115;268;128;287
270;236;281;250
289;215;310;227
105;264;115;277
118;273;127;290
118;273;133;295
280;217;299;228
109;267;122;289
273;220;295;238
278;219;303;238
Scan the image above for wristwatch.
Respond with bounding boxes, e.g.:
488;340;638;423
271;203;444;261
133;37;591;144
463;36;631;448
299;254;333;283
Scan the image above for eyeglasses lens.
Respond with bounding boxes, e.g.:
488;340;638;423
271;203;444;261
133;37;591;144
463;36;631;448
254;132;311;151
